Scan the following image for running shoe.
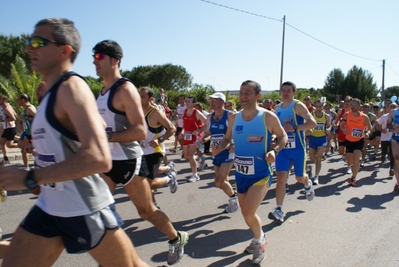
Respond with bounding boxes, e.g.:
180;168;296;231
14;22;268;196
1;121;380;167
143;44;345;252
346;166;352;174
268;207;284;223
187;174;200;183
252;235;267;265
168;171;178;194
169;148;177;154
389;169;394;176
0;189;6;202
224;196;239;213
330;146;334;154
168;161;176;175
311;176;319;185
305;180;315;200
394;184;399;193
167;231;189;265
360;160;364;167
348;177;356;186
1;160;10;166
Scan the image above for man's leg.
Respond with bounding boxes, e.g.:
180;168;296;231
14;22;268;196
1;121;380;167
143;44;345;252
125;175;178;240
238;183;269;239
2;227;64;267
214;161;235;196
90;228;149;267
315;146;325;175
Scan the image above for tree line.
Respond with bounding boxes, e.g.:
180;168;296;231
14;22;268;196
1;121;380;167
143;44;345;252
0;34;396;112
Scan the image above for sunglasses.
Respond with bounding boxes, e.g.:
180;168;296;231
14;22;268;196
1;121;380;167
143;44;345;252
25;36;60;49
93;53;106;60
344;100;352;102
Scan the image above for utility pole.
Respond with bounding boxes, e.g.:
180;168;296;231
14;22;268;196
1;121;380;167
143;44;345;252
279;15;286;89
381;59;385;101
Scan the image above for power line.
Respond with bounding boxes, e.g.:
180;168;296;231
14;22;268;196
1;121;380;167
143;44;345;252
199;0;381;62
386;62;399;77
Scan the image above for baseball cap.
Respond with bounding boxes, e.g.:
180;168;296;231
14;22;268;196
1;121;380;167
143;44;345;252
92;40;123;60
207;92;226;102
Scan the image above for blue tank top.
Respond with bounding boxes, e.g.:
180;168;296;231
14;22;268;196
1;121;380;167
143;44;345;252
392;108;399;141
232;109;272;180
276;100;306;150
209;110;229;158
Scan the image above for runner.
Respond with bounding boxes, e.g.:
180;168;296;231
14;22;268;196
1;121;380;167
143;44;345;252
93;39;188;265
309;100;331;185
361;104;378;166
0;96;18;165
180;96;207;182
213;80;288;264
340;98;372;186
337;96;352;173
0;18;149;267
202;92;238;213
323;102;338;155
269;81;317;224
17;93;37;171
139;87;178;207
170;95;186;154
386;102;399;193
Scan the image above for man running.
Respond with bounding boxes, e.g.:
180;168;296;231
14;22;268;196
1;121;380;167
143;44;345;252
93;40;188;265
202;92;238;213
337;96;352;172
361;104;378;166
17;93;37;170
377;101;396;175
170;95;186;154
324;102;338;155
385;103;399;193
138;87;178;206
0;96;18;165
180;96;207;182
214;80;288;264
340;98;372;186
269;81;317;224
309;100;331;185
0;18;149;267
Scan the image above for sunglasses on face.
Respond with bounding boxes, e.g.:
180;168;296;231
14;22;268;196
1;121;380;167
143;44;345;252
25;36;59;49
93;53;106;60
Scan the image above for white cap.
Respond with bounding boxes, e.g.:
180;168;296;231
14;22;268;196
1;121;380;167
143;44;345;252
207;92;226;102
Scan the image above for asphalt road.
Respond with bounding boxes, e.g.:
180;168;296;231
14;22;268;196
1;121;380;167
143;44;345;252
0;146;398;267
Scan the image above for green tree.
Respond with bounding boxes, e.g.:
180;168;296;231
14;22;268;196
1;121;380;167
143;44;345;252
384;86;399;100
0;34;31;78
322;68;345;103
344;66;377;102
0;55;41;111
124;64;193;91
85;76;103;96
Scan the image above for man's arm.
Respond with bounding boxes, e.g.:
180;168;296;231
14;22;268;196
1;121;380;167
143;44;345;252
194;110;208;135
294;102;317;131
157;111;176;141
0;76;112;190
108;82;146;142
2;107;16;122
214;112;235;154
26;106;37;119
202;113;212;141
266;111;288;153
339;112;348;135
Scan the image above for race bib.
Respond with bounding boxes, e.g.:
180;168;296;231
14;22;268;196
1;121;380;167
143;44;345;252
351;128;363;138
285;134;296;149
315;123;325;131
35;153;64;191
234;156;255;175
210;133;224;147
184;132;193;141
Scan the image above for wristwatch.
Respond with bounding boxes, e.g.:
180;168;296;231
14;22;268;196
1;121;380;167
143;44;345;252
158;136;165;143
293;125;298;131
273;148;279;155
25;170;39;190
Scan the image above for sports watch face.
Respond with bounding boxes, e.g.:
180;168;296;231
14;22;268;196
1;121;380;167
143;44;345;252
26;178;38;190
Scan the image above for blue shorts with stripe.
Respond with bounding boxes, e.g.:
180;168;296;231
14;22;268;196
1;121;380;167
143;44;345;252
275;147;306;177
309;135;328;150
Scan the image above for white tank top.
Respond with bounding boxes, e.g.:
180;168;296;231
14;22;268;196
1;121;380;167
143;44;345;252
32;72;114;217
96;78;143;160
176;104;186;127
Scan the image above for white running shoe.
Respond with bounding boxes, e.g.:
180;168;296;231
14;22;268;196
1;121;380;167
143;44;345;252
346;166;352;174
224;196;239;213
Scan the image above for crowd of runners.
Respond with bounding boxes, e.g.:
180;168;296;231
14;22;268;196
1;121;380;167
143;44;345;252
0;17;397;266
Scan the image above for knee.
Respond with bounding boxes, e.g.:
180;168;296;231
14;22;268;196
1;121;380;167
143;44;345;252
214;177;224;189
136;205;155;221
275;175;287;185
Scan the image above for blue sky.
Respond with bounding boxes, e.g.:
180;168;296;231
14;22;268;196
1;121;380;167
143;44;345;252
1;0;398;93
